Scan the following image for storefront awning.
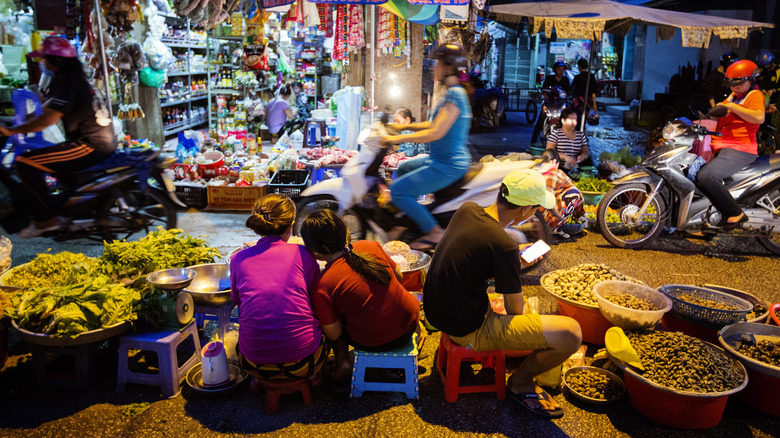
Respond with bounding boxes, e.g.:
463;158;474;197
381;0;440;25
480;0;774;48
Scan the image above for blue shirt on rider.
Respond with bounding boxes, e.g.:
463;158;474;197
429;85;472;169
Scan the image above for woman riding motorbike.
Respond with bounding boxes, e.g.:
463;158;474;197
0;37;116;238
367;43;472;250
696;59;765;227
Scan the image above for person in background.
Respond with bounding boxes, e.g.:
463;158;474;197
393;107;429;157
704;52;739;109
423;169;582;419
534;150;585;238
300;209;420;391
230;194;327;388
0;37;116;238
697;60;763;227
545;108;592;171
265;85;296;136
531;61;571;144
596;64;613;80
571;58;599;130
368;43;473;251
756;50;780;115
291;81;311;121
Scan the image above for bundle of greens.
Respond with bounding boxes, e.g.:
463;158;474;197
100;227;220;281
575;177;614;193
599;146;641;168
5;276;141;336
5;252;99;289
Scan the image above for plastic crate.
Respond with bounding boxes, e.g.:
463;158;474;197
268;170;310;201
175;185;208;209
659;284;753;327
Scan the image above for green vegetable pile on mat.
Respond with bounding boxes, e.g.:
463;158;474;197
5;276;141;336
575;177;613;193
600;146;641;168
100;227;220;281
4;252;99;289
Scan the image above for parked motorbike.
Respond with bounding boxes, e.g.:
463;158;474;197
596;117;780;254
756;121;778;156
539;86;568;142
470;72;506;130
0;130;183;242
293;117;551;246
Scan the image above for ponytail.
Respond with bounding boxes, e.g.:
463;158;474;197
342;243;391;286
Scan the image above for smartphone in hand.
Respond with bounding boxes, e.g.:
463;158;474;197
521;240;551;263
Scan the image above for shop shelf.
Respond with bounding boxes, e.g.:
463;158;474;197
160;95;208;108
163;117;208;136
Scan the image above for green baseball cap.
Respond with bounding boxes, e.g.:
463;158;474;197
501;169;556;209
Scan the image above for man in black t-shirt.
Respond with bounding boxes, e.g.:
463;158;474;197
532;62;571;143
424;169;582;418
571;59;599;130
0;37;115;238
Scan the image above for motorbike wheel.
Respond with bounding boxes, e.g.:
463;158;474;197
294;195;366;241
597;184;666;249
756;191;780;255
756;129;777;155
97;187;177;242
506;211;552;245
525;100;538;124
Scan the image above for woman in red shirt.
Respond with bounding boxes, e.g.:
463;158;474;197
697;60;765;227
301;210;420;388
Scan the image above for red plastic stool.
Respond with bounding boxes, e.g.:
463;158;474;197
257;378;312;414
436;333;506;403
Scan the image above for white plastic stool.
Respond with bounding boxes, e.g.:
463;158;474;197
116;321;201;397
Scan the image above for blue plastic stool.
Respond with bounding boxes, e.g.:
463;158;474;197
116;321;201;398
351;334;419;399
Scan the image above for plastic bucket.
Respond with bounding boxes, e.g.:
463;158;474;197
528;145;546;156
581;191;604;206
556;298;612;345
623;372;734;429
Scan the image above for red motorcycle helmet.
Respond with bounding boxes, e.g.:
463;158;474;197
724;60;760;87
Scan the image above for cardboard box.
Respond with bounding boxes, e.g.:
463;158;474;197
206;185;267;210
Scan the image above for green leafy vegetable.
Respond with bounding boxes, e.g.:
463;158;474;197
599;146;641;168
5;251;99;288
99;227;220;281
575;177;614;193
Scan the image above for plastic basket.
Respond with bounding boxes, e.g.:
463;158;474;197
659;284;753;327
175;185;208;209
268;170;310;201
560;221;586;235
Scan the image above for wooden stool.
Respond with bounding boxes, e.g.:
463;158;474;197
116;321;201;398
257;378;312;415
351;334;419;399
436;333;506;403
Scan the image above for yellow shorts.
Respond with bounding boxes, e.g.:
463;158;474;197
449;310;548;352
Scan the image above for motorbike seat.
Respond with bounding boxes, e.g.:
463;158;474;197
431;163;483;202
74;148;159;175
726;154;777;184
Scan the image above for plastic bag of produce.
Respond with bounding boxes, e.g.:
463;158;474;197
139;67;167;88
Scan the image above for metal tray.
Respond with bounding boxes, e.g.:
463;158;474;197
12;320;131;347
400;250;431;274
563;365;625;405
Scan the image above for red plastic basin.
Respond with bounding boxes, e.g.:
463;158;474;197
556;299;612;345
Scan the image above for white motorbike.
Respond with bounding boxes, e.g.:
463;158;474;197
293;120;551;245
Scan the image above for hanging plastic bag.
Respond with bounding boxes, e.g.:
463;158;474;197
139;67;167;88
176;131;200;162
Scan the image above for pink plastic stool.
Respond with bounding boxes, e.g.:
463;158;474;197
436;333;506;403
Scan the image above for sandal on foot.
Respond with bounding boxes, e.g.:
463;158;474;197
410;238;438;251
724;213;748;228
507;389;564;419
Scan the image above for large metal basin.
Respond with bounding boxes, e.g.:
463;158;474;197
184;263;232;307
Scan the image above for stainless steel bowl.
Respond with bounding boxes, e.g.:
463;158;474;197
184;263;232;306
147;268;196;290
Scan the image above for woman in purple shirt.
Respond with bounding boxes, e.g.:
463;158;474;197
230;194;327;382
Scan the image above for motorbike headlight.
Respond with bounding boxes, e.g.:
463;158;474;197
662;122;686;140
548;108;562;119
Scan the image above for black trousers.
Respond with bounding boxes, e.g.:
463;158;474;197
695;148;756;219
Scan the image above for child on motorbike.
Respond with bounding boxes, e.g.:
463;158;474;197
0;37;116;238
367;44;472;250
534;150;585;238
697;60;764;227
300;209;420;391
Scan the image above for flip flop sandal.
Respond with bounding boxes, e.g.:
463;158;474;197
507;390;564;419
